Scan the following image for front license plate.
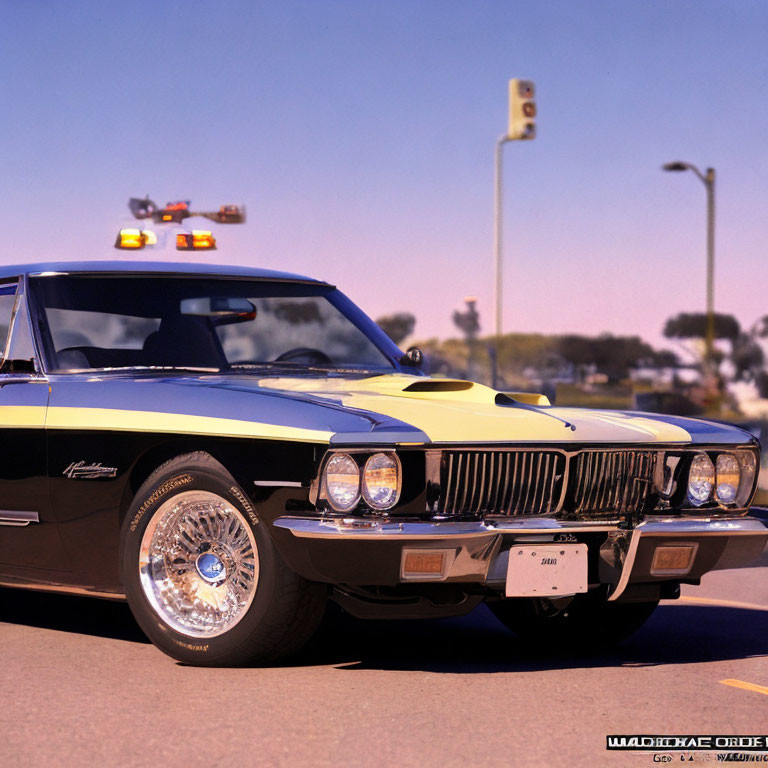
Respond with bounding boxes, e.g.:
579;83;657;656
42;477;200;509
505;544;588;597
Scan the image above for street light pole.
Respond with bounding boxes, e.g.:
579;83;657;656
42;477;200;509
704;167;716;365
662;161;716;371
493;134;511;388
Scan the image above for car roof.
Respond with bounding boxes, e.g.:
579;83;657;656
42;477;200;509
0;261;328;285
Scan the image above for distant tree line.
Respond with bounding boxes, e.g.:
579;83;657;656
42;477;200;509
375;307;768;398
664;311;768;396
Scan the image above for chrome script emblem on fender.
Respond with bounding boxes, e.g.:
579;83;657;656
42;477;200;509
63;461;118;479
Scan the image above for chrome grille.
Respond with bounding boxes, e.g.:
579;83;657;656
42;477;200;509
439;450;565;517
434;448;658;519
570;450;655;517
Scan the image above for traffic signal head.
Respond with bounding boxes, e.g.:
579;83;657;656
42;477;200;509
508;79;536;140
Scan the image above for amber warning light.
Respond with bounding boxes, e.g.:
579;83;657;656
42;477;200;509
177;231;217;251
115;229;157;250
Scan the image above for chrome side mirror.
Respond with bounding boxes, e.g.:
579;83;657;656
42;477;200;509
400;347;424;367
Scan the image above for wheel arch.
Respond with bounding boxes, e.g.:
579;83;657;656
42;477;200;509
118;436;322;528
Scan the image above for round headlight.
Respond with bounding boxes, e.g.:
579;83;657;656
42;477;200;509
362;452;401;510
687;452;715;506
324;453;360;512
715;453;740;505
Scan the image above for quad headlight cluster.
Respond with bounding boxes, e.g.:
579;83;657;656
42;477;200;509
686;450;758;508
321;452;401;512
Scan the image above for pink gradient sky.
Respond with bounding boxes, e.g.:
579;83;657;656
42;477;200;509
2;1;767;358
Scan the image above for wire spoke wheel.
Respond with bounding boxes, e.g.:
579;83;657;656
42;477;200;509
139;490;259;638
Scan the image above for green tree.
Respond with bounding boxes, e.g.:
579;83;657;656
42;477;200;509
557;334;673;382
663;312;741;344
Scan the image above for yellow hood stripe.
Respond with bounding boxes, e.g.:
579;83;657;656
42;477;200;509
255;376;692;443
337;397;692;443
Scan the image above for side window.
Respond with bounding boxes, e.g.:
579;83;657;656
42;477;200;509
0;282;19;362
43;308;160;371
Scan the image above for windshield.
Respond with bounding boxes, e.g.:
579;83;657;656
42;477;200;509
29;275;400;374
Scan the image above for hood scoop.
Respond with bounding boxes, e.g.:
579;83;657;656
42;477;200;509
402;380;474;393
496;391;551;407
401;378;552;406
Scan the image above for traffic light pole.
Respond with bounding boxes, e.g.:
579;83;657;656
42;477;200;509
493;134;511;390
493;79;535;390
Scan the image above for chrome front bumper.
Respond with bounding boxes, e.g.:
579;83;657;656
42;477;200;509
272;515;768;599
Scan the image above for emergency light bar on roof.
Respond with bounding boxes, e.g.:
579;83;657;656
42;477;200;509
114;229;157;250
176;231;217;251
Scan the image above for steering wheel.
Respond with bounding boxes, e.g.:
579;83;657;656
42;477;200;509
273;347;332;365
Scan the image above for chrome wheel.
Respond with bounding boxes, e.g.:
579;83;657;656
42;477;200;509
138;490;258;638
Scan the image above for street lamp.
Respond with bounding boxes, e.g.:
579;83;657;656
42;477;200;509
661;161;716;371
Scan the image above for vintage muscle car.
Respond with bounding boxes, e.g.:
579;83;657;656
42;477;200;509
0;261;765;666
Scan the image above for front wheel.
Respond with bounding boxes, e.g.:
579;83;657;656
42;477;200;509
121;452;326;666
489;591;658;650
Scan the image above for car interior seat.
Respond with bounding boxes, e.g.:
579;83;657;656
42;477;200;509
142;315;225;369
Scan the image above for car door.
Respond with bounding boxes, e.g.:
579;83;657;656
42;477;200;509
0;277;65;575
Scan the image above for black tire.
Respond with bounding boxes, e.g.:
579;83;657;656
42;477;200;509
488;590;658;650
121;451;326;666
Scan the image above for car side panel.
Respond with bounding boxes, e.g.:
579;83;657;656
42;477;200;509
45;428;322;593
0;379;69;573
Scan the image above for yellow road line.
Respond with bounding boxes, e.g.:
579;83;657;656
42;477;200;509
677;595;768;612
720;679;768;696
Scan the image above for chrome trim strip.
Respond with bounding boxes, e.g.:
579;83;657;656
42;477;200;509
273;516;625;540
0;510;39;527
0;580;126;601
632;517;768;535
0;280;20;363
253;480;304;488
606;529;642;602
276;515;768;543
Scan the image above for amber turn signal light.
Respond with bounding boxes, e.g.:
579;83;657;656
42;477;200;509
401;549;450;580
176;231;217;250
650;544;698;576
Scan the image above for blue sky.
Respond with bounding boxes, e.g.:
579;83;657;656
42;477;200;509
2;1;767;351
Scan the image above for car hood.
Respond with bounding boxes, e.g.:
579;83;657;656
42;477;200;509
48;373;752;446
250;374;750;445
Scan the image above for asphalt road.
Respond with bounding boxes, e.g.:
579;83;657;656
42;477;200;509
2;553;767;768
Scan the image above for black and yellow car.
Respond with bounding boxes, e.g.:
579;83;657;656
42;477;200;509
0;262;764;666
